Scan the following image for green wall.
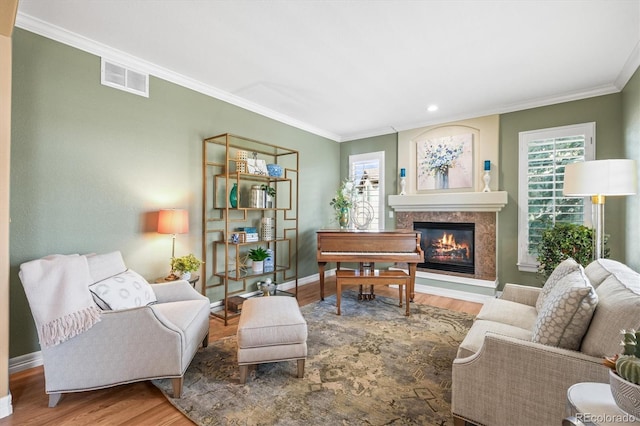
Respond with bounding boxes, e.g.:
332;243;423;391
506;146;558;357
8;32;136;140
498;94;625;288
10;29;339;357
339;133;398;230
622;66;640;271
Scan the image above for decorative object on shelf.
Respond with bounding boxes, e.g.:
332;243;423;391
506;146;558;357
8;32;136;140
351;200;375;230
259;278;276;296
264;248;274;272
248;247;269;273
563;159;637;259
330;179;355;229
399;168;406;195
261;217;274;241
266;163;283;177
247;152;268;175
170;253;203;282
603;329;640;417
229;183;238;208
482;160;491;192
158;209;190;280
236;150;247;173
261;184;276;208
250;185;264;208
416;134;473;191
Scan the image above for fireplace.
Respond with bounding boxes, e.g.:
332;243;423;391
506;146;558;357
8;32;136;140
414;221;475;275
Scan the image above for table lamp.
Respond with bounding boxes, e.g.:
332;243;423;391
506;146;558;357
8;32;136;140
158;208;189;280
563;159;637;259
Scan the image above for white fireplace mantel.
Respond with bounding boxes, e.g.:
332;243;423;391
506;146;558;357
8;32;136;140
388;191;508;212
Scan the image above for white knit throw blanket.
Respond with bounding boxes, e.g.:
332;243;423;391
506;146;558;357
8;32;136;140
19;254;102;348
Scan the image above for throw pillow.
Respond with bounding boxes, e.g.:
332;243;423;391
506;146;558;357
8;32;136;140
535;257;581;312
89;270;157;310
86;251;127;283
531;268;598;350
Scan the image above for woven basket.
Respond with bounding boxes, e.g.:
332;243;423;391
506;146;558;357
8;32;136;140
610;369;640;417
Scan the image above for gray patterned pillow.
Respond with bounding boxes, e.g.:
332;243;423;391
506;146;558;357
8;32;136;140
536;257;581;312
532;268;598;350
89;270;157;310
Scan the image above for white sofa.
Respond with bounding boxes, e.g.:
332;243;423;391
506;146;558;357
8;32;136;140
452;258;640;426
19;251;210;407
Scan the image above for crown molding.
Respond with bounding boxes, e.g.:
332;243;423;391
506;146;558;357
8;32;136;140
14;12;638;144
14;12;341;142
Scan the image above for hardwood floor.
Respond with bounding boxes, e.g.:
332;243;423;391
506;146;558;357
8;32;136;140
0;277;482;425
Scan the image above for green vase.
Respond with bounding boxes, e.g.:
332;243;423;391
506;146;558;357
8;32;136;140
338;207;349;229
229;183;238;208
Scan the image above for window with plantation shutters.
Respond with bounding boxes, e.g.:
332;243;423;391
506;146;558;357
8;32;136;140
517;123;595;272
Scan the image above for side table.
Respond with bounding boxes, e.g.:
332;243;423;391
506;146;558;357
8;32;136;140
154;274;200;288
564;382;639;425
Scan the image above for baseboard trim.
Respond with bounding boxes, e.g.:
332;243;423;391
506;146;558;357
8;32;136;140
0;393;12;418
9;350;43;375
414;283;492;304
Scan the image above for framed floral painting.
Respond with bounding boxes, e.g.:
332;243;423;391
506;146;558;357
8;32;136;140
416;134;473;190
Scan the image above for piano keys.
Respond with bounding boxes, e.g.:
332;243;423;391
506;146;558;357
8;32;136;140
316;229;424;301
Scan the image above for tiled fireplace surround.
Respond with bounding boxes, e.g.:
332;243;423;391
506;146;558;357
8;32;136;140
388;191;508;293
396;211;496;280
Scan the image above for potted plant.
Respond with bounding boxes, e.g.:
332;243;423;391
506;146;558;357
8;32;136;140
170;253;203;280
603;329;640;417
536;222;605;280
248;247;269;273
330;179;355;228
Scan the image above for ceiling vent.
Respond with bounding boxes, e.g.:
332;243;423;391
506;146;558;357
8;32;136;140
101;58;149;97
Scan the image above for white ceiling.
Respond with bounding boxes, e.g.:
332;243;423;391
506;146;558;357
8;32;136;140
15;0;640;142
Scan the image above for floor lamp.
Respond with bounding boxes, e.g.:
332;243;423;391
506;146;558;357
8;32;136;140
563;159;637;259
158;208;189;280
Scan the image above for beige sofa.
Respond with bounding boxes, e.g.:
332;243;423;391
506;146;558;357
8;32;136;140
452;258;640;426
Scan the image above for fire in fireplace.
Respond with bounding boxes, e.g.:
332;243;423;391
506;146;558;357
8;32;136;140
414;221;475;275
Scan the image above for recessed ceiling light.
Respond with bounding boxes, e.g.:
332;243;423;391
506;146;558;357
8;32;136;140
427;105;439;112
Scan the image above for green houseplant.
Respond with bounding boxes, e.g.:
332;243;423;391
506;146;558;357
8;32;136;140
603;330;640;417
248;247;269;273
170;253;203;280
536;222;601;279
329;179;355;228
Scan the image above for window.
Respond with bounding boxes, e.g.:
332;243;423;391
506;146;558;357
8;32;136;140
517;123;595;272
349;151;385;230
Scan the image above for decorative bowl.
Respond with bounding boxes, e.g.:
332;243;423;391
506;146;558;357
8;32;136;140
610;369;640;417
266;163;283;177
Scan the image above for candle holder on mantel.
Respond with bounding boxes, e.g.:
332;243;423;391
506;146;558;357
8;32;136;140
482;160;491;192
399;168;407;195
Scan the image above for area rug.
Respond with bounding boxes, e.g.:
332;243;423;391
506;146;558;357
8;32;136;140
153;291;475;425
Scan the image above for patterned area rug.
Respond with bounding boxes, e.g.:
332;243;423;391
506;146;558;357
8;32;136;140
153;291;474;425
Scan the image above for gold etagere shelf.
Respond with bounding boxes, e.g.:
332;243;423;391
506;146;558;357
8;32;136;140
202;133;299;325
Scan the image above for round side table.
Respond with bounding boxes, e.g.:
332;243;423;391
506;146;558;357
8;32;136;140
565;382;639;426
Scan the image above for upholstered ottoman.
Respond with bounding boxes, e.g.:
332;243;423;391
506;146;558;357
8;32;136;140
236;296;308;384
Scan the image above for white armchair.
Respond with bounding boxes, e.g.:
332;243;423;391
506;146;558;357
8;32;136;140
19;251;210;407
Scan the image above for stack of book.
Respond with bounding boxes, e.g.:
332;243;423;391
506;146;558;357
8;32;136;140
238;227;259;242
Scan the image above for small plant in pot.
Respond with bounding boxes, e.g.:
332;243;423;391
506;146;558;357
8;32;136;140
248;247;269;274
170;253;203;280
603;329;640;417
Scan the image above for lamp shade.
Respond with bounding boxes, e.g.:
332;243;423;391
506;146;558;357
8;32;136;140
563;159;637;196
157;209;189;234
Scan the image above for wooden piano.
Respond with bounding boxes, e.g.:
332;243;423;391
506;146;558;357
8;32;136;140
316;229;424;301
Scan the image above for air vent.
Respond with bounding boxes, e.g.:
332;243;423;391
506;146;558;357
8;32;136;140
101;58;149;97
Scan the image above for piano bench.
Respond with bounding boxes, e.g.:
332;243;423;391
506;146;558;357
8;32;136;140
335;269;411;316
